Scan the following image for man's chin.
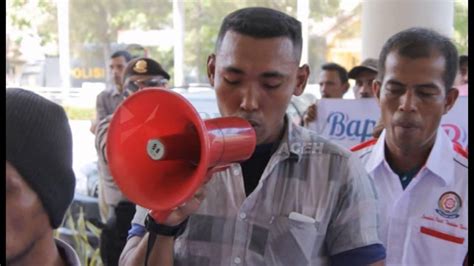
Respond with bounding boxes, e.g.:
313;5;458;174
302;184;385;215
254;131;264;145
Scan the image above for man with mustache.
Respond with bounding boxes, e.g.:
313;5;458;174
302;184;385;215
318;62;350;99
90;50;133;135
349;58;378;99
303;58;385;138
302;62;350;126
120;7;385;266
351;27;467;265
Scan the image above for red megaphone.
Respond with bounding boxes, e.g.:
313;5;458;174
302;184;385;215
106;88;256;222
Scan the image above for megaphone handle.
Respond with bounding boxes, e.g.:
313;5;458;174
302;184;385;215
149;209;173;224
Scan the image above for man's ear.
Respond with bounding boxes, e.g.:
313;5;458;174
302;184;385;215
443;87;459;114
207;54;216;87
373;80;382;107
294;64;310;96
6;163;23;194
343;82;350;94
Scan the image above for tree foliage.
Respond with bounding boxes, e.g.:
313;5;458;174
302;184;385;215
7;0;468;87
310;0;342;21
453;1;468;55
7;0;58;53
68;0;172;82
181;0;296;83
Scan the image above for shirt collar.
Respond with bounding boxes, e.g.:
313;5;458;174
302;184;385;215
271;115;300;162
111;84;124;97
367;128;454;186
423;127;455;186
364;130;387;174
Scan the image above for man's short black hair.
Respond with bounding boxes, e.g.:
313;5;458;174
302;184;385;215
321;62;349;83
377;27;458;92
111;50;132;62
215;7;302;61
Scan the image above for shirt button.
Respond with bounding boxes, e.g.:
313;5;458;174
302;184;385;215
239;212;246;220
233;168;240;176
234;257;241;264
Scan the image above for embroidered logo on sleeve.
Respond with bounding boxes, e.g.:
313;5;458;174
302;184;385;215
435;191;462;219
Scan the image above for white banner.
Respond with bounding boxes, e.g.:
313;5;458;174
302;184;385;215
307;97;468;149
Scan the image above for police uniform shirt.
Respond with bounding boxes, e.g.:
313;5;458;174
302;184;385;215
95;115;129;206
96;85;127;122
353;128;468;265
131;116;383;265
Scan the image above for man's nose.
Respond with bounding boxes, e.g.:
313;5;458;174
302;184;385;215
360;84;372;97
240;86;259;111
399;90;417;112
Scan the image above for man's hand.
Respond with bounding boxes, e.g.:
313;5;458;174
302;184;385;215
149;185;207;226
303;103;317;126
119;175;212;266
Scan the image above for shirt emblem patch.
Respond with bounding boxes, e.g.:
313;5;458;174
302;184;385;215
435;191;462;219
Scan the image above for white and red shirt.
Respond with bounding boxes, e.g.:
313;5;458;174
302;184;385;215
352;128;468;266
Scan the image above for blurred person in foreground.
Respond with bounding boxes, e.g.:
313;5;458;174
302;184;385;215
95;57;171;266
119;7;385;266
351;27;468;266
6;88;80;266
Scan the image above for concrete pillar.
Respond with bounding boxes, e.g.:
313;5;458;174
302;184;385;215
173;0;185;87
297;0;310;65
361;0;454;59
57;0;70;94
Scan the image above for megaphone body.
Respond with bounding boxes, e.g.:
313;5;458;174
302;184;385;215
106;88;256;222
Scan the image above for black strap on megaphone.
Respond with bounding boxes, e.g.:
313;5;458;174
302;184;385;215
145;231;157;266
144;214;189;266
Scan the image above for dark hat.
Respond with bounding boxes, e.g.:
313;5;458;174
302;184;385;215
348;58;378;79
6;88;76;229
123;57;170;81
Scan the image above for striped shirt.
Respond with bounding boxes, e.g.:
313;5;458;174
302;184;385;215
131;118;382;265
95;115;129;206
352;128;468;266
96;86;126;122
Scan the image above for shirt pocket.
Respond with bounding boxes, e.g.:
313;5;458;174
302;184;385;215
264;215;326;266
403;218;467;265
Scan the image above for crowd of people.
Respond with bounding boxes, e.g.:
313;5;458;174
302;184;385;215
6;6;468;266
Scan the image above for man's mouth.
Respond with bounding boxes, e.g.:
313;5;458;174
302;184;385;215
238;117;260;128
247;120;260;128
394;121;419;130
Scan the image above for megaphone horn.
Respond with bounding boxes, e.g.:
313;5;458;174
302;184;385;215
106;88;256;222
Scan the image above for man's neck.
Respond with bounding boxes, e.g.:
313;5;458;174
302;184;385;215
8;232;66;266
263;118;287;146
115;83;123;94
384;141;434;174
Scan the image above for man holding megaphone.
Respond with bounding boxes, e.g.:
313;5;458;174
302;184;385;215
118;7;386;266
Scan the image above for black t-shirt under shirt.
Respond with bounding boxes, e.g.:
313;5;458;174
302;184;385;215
240;142;276;196
395;166;421;190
